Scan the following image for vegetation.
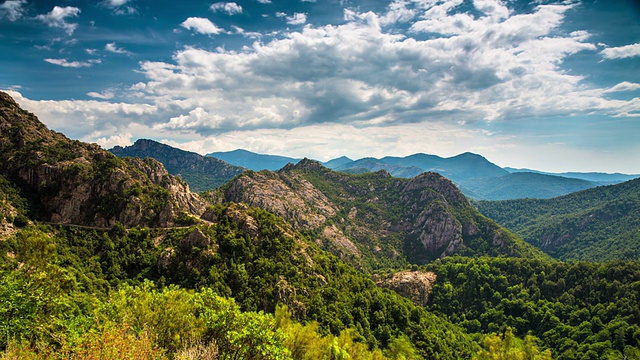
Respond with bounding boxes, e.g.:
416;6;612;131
425;256;640;359
0;207;478;359
476;178;640;261
110;139;246;192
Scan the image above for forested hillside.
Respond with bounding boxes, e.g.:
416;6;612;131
2;91;640;359
111;139;246;192
476;179;640;261
425;256;640;359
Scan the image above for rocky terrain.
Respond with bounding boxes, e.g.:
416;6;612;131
214;158;545;268
0;91;205;228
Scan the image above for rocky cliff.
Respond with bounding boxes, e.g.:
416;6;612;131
216;158;544;267
0;91;205;228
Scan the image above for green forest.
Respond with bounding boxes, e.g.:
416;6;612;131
2;91;640;359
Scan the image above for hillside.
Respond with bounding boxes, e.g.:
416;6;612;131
110;139;246;192
505;167;639;185
207;149;300;171
476;178;640;261
459;172;596;200
211;159;547;269
0;92;205;228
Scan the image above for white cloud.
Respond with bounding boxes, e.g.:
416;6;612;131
35;6;81;35
103;0;136;14
105;42;131;55
286;13;307;25
44;58;101;68
180;17;224;35
8;0;640;173
87;90;115;99
95;132;133;148
604;82;640;93
0;0;27;21
256;0;271;3
210;2;243;15
601;42;640;60
105;0;130;6
5;90;159;141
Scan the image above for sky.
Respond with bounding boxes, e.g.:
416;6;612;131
1;0;639;173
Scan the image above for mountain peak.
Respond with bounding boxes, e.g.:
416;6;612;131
282;158;326;172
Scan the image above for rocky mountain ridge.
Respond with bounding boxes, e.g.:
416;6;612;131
213;158;546;268
0;91;205;228
111;139;246;192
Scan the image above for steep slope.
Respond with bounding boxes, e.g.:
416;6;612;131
459;172;596;200
207;149;300;171
476;178;640;261
0;91;205;228
110;139;246;192
213;159;546;268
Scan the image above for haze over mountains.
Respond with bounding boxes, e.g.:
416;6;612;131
207;147;637;200
3;90;640;359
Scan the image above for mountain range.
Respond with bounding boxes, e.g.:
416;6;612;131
3;90;640;359
111;139;246;192
206;148;637;200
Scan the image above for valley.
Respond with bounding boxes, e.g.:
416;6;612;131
1;91;640;359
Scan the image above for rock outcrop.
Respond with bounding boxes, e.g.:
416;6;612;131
219;158;539;265
377;270;437;307
0;91;205;228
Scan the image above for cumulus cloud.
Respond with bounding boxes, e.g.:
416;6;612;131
5;90;159;141
180;17;224;35
12;0;640;164
36;6;81;35
601;42;640;60
105;42;131;55
210;2;243;15
103;0;136;14
44;58;101;68
0;0;27;21
286;12;307;25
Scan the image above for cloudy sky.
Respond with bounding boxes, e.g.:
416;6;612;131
1;0;639;173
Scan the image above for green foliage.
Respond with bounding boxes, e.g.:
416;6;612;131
426;256;640;359
476;178;640;261
474;327;551;360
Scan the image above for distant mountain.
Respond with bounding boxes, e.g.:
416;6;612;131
206;149;300;171
459;172;596;200
110;139;246;192
214;159;547;268
322;156;353;169
0;92;205;228
505;167;639;185
476;178;640;261
334;153;604;200
336;152;508;183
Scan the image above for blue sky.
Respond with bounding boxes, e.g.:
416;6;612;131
1;0;639;173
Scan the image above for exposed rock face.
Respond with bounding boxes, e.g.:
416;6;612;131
223;169;336;230
377;270;437;307
219;158;535;265
0;91;205;228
